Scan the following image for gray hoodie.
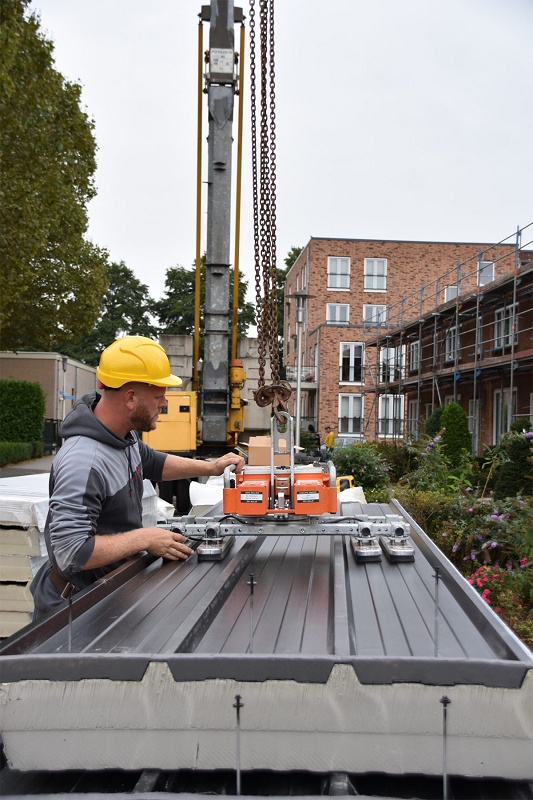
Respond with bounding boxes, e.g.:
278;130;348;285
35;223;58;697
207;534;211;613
31;392;166;616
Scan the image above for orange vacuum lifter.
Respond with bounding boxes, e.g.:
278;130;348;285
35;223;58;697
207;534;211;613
223;412;337;517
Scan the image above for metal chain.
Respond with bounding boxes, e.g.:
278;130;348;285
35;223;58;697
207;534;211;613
249;0;266;388
249;0;291;419
267;0;279;383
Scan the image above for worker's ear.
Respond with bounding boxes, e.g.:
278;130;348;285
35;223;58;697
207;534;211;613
122;385;137;409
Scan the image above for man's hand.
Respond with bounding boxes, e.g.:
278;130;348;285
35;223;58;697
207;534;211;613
144;527;194;561
162;451;245;481
83;526;194;569
209;452;245;476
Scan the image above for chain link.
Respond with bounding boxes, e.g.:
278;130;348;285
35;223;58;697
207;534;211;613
249;0;290;412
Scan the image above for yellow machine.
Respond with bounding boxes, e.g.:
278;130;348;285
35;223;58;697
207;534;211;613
142;391;197;455
336;475;355;492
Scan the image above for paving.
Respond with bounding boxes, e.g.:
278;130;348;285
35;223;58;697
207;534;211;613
0;455;55;479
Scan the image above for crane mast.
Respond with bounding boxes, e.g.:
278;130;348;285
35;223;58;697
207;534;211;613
201;0;242;444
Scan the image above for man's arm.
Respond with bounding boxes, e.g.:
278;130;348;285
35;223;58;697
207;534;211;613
161;451;245;481
83;525;193;569
83;452;245;570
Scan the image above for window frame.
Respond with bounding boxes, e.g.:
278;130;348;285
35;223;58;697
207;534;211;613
338;393;363;436
339;342;364;384
327;256;351;291
478;260;495;287
362;304;387;327
326;303;350;324
409;340;420;373
378;394;405;437
364;258;387;292
379;344;406;382
444;285;458;302
444;325;459;363
494;304;518;349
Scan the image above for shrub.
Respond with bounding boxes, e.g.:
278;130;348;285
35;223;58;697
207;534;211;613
440;402;471;466
434;496;533;572
332;441;390;491
299;429;320;456
425;406;444;438
467;564;533;647
0;442;33;467
510;417;532;433
493;432;533;499
0;380;45;442
392;485;461;538
375;441;412;483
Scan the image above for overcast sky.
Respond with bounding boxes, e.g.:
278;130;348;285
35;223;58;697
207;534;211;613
30;0;533;304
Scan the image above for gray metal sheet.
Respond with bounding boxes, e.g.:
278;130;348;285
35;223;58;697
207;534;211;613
1;502;531;689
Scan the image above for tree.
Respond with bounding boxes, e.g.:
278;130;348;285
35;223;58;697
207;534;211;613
56;261;158;366
154;259;255;341
440;402;471;466
0;0;107;349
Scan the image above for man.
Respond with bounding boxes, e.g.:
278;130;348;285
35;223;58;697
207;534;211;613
31;336;244;617
324;426;335;457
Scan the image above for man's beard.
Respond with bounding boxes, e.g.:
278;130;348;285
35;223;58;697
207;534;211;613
130;398;158;432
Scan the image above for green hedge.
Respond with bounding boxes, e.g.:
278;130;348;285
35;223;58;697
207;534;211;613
0;441;44;467
0;380;45;442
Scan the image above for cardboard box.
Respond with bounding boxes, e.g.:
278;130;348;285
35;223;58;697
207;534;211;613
248;435;290;467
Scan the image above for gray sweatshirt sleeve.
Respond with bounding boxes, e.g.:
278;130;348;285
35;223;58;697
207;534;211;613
47;439;102;577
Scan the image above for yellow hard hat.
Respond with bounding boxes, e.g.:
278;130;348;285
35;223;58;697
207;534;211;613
96;336;182;389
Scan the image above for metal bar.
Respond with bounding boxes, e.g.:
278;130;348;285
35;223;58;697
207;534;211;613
231;21;246;362
433;566;441;657
193;18;204;392
440;695;451;800
248;572;257;653
233;693;243;795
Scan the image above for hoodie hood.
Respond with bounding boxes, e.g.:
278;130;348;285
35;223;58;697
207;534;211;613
59;392;133;450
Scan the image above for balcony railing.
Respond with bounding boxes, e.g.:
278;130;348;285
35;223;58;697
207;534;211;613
285;365;317;384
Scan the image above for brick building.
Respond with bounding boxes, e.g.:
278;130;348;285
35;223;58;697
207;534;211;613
283;236;532;450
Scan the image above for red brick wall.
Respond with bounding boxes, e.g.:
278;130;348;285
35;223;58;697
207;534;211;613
284;238;517;440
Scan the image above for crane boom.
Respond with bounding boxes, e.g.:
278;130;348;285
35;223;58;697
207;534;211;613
201;0;240;443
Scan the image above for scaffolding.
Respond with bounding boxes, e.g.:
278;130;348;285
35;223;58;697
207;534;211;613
361;222;533;450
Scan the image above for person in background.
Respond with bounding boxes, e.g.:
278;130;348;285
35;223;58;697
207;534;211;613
31;336;244;618
324;426;335;457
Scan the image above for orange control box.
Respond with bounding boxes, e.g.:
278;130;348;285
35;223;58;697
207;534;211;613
293;474;338;515
223;472;271;515
223;468;337;516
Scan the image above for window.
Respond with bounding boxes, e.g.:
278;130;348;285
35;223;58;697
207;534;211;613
380;345;405;382
364;258;387;291
408;400;420;440
340;343;364;383
409;340;420;372
378;394;404;436
478;261;494;286
444;325;459;362
493;388;516;442
494;304;518;348
339;394;363;435
327;257;350;290
363;304;386;327
327;303;350;324
444;285;458;302
468;398;479;455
